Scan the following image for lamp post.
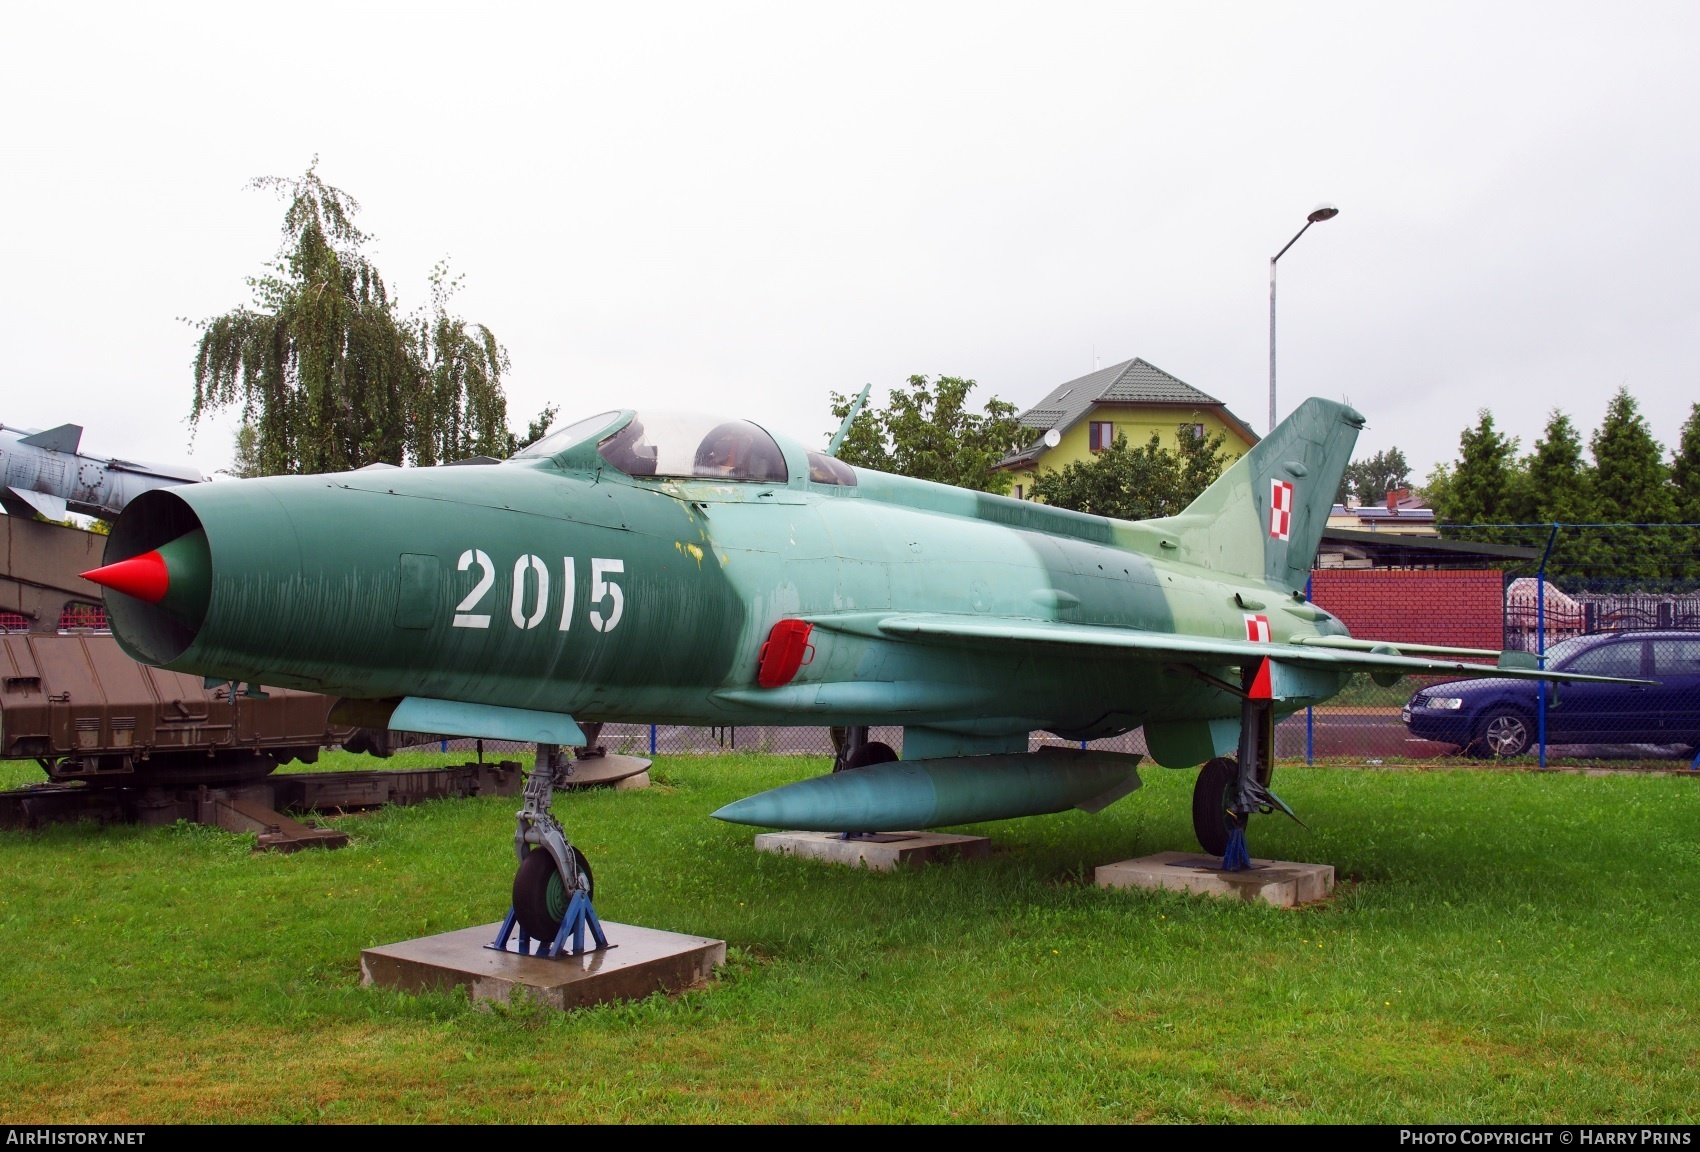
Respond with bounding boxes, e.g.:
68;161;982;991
1268;203;1339;433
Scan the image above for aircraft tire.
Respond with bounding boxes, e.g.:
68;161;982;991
1191;756;1238;856
844;741;898;770
512;845;595;942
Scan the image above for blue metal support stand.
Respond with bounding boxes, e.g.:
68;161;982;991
1222;824;1251;872
486;895;611;959
1535;524;1557;769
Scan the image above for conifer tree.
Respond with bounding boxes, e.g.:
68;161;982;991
1524;411;1594;521
1587;389;1676;583
1590;388;1673;523
1431;410;1522;532
1520;410;1598;577
1671;402;1700;523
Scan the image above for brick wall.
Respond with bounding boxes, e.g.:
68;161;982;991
1308;569;1503;650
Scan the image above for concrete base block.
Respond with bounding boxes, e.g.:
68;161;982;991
563;754;650;790
754;829;991;871
361;921;725;1011
1095;851;1335;907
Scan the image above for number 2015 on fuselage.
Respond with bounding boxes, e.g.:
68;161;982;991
452;550;627;634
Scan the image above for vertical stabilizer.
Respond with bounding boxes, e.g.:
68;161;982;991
1144;397;1364;590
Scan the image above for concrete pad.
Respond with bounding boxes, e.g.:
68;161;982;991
361;921;725;1011
1096;851;1334;907
563;754;650;789
754;829;991;871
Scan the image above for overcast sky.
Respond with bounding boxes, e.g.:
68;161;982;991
3;2;1696;482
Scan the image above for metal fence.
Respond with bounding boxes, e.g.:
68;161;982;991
409;525;1700;772
1294;524;1700;770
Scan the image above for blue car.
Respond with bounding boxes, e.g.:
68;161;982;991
1402;631;1700;757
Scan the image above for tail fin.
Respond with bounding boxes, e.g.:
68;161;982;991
1146;397;1364;590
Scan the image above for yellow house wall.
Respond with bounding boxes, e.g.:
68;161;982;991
1006;405;1254;500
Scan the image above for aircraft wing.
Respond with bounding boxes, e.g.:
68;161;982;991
803;612;1651;686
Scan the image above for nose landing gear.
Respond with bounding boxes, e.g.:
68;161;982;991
488;742;611;959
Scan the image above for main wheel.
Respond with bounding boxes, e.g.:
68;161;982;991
1472;708;1533;758
842;741;898;770
1191;756;1239;856
512;845;595;942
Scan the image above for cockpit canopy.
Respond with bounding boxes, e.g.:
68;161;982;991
514;409;858;487
596;413;788;482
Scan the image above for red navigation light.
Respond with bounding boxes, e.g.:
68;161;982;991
80;551;170;604
757;619;815;688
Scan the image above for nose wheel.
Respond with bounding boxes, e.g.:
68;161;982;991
487;742;610;958
513;843;595;942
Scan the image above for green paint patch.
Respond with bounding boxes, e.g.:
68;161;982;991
0;753;1695;1122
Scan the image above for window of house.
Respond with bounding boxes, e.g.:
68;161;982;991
1014;484;1024;500
1188;423;1206;440
1089;422;1115;452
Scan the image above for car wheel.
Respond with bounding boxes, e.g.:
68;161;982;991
1472;708;1533;758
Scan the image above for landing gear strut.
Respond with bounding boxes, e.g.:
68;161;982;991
829;726;897;773
827;726;899;841
1189;662;1301;871
487;742;610;958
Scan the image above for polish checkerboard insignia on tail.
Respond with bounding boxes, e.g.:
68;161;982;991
1268;479;1294;541
1137;397;1364;593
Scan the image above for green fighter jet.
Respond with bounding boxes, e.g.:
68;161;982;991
83;397;1641;950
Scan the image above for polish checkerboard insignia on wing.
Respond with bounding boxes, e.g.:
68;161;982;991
1269;479;1294;541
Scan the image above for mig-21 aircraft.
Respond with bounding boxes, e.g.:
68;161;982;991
81;397;1642;952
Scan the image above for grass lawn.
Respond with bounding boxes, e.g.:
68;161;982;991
0;751;1696;1123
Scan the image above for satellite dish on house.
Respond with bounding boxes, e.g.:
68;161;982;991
1042;428;1062;448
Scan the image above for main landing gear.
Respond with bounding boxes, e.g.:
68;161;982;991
826;726;898;841
488;741;610;959
1188;665;1302;870
829;725;897;773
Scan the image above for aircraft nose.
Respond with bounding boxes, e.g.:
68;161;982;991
82;529;212;625
82;551;169;602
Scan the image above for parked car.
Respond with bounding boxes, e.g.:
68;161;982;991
1401;631;1700;757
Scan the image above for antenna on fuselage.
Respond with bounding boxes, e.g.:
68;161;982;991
824;384;872;458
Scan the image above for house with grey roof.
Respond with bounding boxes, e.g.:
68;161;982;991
997;357;1260;500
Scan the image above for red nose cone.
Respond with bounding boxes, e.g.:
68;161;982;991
81;551;170;604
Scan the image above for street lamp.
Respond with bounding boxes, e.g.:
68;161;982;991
1268;203;1339;434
